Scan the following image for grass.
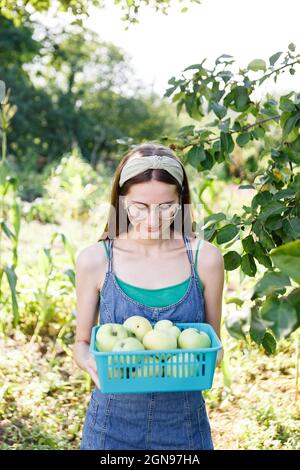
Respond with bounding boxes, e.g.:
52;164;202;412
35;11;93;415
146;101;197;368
0;330;89;450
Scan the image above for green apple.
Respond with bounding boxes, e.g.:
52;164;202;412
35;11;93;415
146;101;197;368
143;329;177;353
112;337;145;365
168;326;181;340
166;353;200;378
178;328;211;349
123;315;153;341
132;355;163;378
154;319;174;330
96;323;128;352
154;320;181;341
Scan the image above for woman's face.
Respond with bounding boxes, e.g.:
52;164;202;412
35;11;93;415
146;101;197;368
123;180;180;238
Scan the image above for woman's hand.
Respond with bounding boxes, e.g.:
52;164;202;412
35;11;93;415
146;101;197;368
85;354;100;390
73;341;100;389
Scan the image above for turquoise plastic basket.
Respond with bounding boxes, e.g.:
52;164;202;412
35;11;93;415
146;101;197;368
90;322;222;394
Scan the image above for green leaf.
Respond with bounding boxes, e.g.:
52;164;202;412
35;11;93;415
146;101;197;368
269;51;282;66
183;62;206;71
261;98;278;116
225;311;249;341
279;96;295;112
225;297;244;307
250;309;266;344
252;126;265;139
270;240;300;283
65;268;75;287
259;229;276;251
216;224;239;244
176;100;185;116
215;54;234;65
261;332;277;353
211;81;225;103
211;101;227;119
253;242;273;269
260;297;298;339
286;288;300;332
283;147;300;164
242;235;255;253
164;85;177;98
274;189;295;200
258;201;285;221
11;199;21;239
0;221;15;240
185;93;204;120
218;70;234;83
224;251;241;270
282;111;300;138
186;146;206;169
253;271;290;298
288;43;296;52
236;132;251;147
252;220;263;237
282;218;300;239
178;125;195;136
204;212;227;226
221;354;232;388
199;150;214;170
0;160;11;186
248;59;266;72
239;184;255;190
204;227;217;242
251;191;272;209
218;118;231;133
4;265;19;328
220;132;234;155
60;233;75;266
265;215;283;231
241;254;257;276
234;86;251;112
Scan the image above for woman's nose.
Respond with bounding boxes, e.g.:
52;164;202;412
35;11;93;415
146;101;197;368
147;206;160;225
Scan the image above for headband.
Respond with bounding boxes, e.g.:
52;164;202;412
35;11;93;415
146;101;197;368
119;154;184;188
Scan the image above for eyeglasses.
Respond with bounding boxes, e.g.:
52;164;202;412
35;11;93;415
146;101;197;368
125;202;181;221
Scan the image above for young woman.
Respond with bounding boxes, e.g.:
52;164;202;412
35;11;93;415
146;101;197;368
74;142;224;450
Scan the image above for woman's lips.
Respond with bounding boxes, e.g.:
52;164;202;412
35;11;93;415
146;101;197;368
147;226;160;232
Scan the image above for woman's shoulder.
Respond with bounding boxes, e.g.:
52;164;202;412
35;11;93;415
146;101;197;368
190;236;224;268
76;241;109;292
76;240;108;271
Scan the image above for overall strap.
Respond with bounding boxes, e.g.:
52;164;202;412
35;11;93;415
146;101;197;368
102;238;113;272
194;238;203;269
102;239;109;259
108;238;113;272
184;235;196;277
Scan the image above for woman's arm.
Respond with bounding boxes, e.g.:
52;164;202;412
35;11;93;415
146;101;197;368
197;240;225;367
73;245;105;388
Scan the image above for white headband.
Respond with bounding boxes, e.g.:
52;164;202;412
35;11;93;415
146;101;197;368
119;154;184;188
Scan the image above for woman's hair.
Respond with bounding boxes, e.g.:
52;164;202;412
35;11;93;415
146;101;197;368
97;141;198;241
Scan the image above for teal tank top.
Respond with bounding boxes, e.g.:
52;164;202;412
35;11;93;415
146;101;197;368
101;239;204;308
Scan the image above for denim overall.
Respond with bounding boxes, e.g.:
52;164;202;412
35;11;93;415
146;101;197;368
80;235;214;450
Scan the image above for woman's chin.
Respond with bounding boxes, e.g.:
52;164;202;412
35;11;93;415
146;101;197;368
143;224;172;238
145;227;161;237
130;223;172;239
